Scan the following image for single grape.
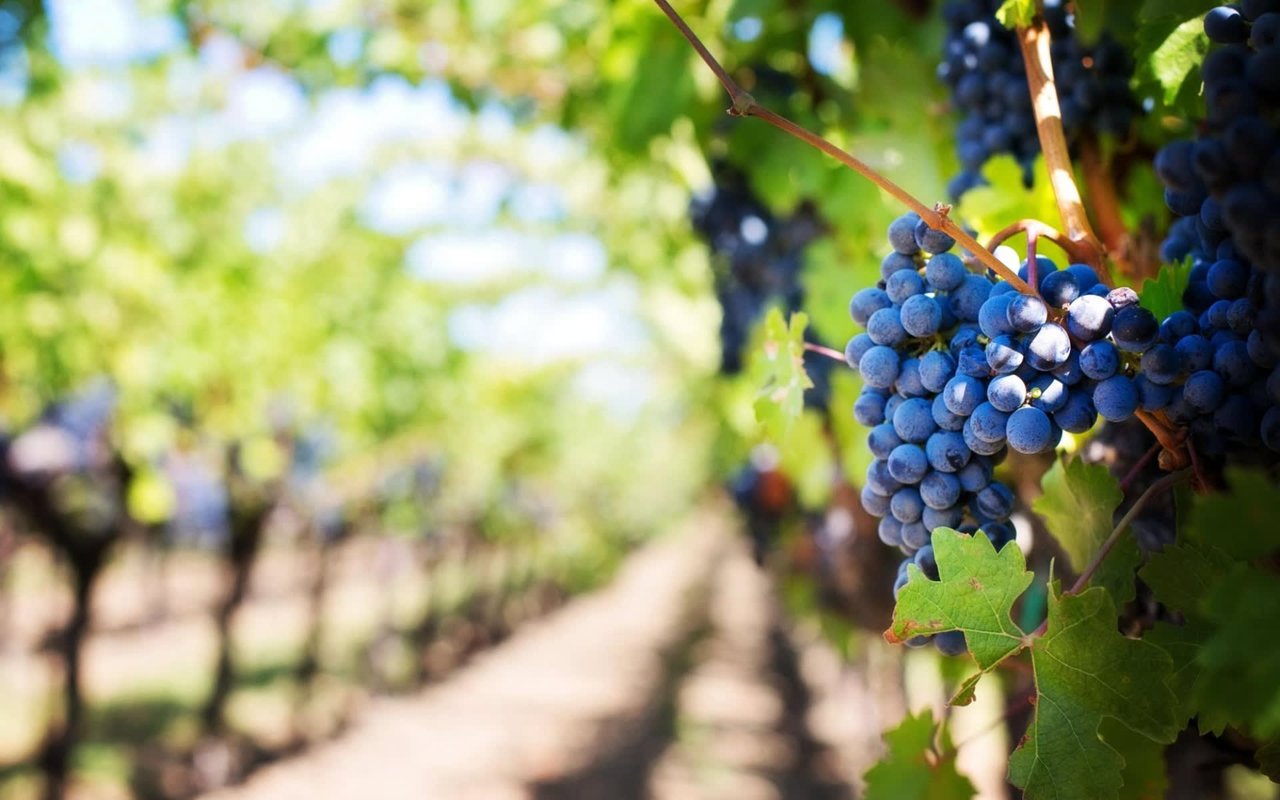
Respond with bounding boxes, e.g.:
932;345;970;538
888;443;930;483
1092;375;1139;421
969;402;1011;443
1066;294;1115;341
1079;340;1119;380
919;350;957;393
926;430;972;472
849;287;893;325
943;374;986;416
901;294;944;337
1007;294;1049;332
1007;406;1055;453
988;373;1028;413
926;252;968;291
921;471;963;510
986;334;1025;374
1026;323;1072;370
894;397;939;443
888;212;922;255
1054;390;1098;432
859;346;901;389
868;423;903;458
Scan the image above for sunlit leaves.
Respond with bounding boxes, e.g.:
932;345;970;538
863;709;976;800
886;528;1032;669
1008;586;1180;800
752;308;813;439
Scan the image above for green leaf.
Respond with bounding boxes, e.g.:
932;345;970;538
1183;468;1280;560
1098;718;1171;800
955;156;1061;244
863;709;977;800
1134;13;1209;108
1032;455;1129;604
885;529;1032;670
1193;567;1280;738
752;309;813;440
1139;541;1234;614
777;409;834;509
1008;586;1180;800
1144;618;1215;726
995;0;1037;28
1257;737;1280;782
1138;258;1194;323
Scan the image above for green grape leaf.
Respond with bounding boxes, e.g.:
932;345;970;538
1138;258;1194;324
1032;456;1129;604
1192;568;1280;739
777;409;834;509
885;529;1032;670
752;309;814;440
1009;586;1180;800
1098;718;1171;800
995;0;1037;28
1134;10;1209;108
1183;468;1280;560
802;238;870;347
1145;618;1215;727
863;709;977;800
1139;541;1234;614
956;156;1061;244
1257;737;1280;782
1092;538;1143;612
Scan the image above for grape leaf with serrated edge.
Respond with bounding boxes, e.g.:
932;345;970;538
1008;585;1180;799
1033;455;1133;606
1183;468;1280;560
863;709;976;800
1099;718;1171;800
1138;258;1194;332
995;0;1037;27
752;309;813;440
1192;568;1280;738
885;528;1032;670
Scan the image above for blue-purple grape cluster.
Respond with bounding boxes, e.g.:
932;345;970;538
691;163;834;403
1150;4;1280;453
1156;3;1280;275
848;213;1186;654
939;0;1138;200
847;212;1018;655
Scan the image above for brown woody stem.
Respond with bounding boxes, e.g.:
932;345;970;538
1016;21;1106;271
1078;137;1126;284
652;0;1035;295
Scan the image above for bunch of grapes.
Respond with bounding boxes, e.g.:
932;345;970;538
939;0;1138;199
690;163;835;403
848;209;1191;654
847;212;1017;655
1148;5;1280;454
1157;3;1280;274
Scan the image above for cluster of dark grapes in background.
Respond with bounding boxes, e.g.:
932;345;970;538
846;210;1206;654
939;0;1138;199
689;162;835;404
1151;3;1280;454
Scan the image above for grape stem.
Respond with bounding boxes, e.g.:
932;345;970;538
1016;20;1107;273
1134;409;1190;469
1118;440;1162;492
1066;467;1193;597
803;342;848;362
651;0;1035;295
987;218;1087;267
1078;136;1129;283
